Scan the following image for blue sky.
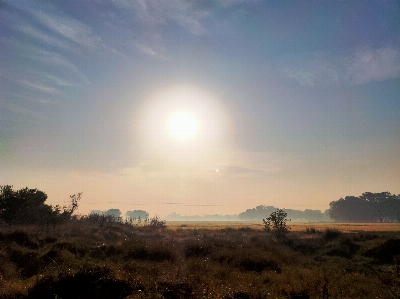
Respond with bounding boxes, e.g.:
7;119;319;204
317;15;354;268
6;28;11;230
1;0;399;216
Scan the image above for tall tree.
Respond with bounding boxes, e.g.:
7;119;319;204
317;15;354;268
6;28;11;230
0;185;50;224
329;192;400;222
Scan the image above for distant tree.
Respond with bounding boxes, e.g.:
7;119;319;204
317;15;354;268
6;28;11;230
125;210;149;221
104;208;122;218
263;209;291;238
239;205;277;220
90;210;105;215
329;192;400;222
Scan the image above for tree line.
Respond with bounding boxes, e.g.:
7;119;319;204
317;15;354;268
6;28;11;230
239;192;400;223
2;185;398;224
329;192;400;222
238;205;330;222
89;209;149;221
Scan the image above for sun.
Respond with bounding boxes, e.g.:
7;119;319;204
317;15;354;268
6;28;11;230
134;84;230;163
167;110;199;140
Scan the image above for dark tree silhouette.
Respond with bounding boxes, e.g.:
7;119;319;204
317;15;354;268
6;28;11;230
329;192;400;222
263;209;291;238
0;185;50;224
0;185;82;225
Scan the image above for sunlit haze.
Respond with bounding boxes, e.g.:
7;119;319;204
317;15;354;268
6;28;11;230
168;110;199;140
1;0;399;217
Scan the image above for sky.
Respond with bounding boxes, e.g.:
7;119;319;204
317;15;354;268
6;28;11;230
1;0;399;217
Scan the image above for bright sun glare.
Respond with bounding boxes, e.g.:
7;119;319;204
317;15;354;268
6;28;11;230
136;84;229;163
168;110;199;140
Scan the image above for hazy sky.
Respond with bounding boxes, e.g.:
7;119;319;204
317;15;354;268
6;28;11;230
1;0;399;217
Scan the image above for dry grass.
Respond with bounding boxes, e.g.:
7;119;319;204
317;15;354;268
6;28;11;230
168;221;400;232
0;220;399;298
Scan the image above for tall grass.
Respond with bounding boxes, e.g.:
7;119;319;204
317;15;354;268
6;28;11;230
0;221;399;298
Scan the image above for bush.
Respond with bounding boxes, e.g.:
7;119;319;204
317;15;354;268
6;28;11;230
28;266;135;299
323;228;342;241
305;227;319;234
364;239;400;264
145;215;166;227
263;209;291;238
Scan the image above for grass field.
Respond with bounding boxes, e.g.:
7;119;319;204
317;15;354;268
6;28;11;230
167;221;400;232
0;220;399;298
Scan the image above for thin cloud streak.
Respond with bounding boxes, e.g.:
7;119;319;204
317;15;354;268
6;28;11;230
17;24;76;53
16;80;64;95
281;47;400;86
348;48;400;84
31;10;103;51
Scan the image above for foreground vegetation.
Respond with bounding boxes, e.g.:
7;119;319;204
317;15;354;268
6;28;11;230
0;219;399;298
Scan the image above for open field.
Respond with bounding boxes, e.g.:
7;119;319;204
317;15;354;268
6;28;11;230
167;221;400;232
0;219;399;298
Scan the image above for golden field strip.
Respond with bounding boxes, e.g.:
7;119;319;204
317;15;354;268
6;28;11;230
167;221;400;232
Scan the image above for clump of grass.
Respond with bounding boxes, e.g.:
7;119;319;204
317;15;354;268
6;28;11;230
28;266;135;299
364;238;400;264
323;228;342;241
185;243;212;258
4;230;39;249
305;227;319;234
326;238;360;259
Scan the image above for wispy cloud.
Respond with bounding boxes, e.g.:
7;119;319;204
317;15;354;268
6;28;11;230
123;0;208;35
281;47;400;86
347;48;400;84
30;10;103;51
20;45;90;85
7;1;119;57
133;41;169;61
16;80;64;95
17;24;74;53
110;0;210;58
281;53;340;86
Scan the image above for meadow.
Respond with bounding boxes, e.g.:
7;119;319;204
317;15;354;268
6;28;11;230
0;219;399;298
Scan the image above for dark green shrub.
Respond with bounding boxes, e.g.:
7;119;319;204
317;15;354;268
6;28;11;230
326;238;360;259
263;209;291;238
185;243;212;258
123;241;173;262
293;243;319;255
6;231;38;249
90;245;121;260
364;239;400;264
8;246;43;278
28;266;135;299
52;242;87;258
236;258;281;274
323;228;342;241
